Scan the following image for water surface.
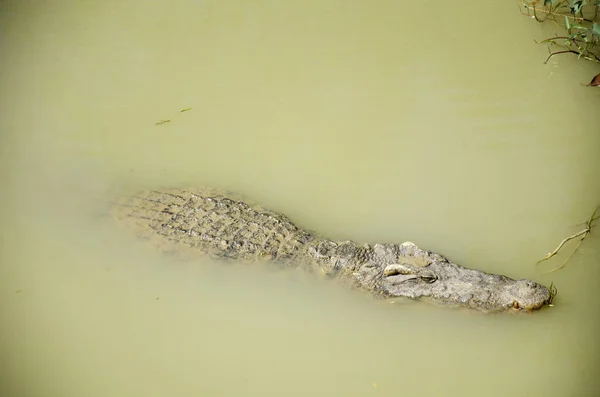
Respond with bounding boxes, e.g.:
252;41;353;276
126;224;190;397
1;1;599;396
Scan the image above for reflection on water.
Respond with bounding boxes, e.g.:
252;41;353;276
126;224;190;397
1;0;599;396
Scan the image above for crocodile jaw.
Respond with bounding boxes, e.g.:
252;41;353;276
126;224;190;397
382;265;552;312
354;243;553;312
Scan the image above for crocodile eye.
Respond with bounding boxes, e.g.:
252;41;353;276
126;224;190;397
513;301;519;309
421;275;437;283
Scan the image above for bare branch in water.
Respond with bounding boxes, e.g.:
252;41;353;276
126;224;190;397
536;206;599;273
543;49;581;63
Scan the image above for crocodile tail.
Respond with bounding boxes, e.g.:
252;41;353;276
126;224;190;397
112;188;316;263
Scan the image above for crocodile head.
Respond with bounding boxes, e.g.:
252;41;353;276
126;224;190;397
354;242;554;312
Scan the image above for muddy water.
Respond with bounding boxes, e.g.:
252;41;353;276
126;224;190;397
1;1;599;396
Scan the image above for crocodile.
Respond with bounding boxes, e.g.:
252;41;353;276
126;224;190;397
112;188;555;313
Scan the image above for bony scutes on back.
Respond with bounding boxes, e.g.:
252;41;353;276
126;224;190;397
353;242;555;313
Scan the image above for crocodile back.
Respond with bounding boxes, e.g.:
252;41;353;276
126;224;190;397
112;188;316;264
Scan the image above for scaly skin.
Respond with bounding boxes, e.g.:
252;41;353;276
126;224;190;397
112;188;554;313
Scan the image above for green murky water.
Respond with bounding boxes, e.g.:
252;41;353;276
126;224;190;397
1;1;599;396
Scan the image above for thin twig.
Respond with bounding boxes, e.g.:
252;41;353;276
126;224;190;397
536;229;589;263
536;206;599;273
544;50;581;63
542;231;587;273
535;36;586;45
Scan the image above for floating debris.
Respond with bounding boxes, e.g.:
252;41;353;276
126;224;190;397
155;107;192;125
586;73;600;87
536;206;599;272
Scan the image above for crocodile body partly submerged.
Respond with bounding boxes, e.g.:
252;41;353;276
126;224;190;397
113;188;554;313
